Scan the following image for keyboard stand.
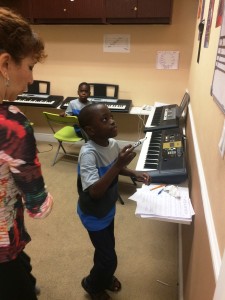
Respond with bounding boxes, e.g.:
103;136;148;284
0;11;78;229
130;176;137;186
118;194;125;205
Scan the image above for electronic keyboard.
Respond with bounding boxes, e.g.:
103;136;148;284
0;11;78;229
144;92;190;132
136;128;187;183
3;94;63;108
60;97;132;113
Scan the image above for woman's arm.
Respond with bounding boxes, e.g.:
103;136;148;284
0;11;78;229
6;109;53;218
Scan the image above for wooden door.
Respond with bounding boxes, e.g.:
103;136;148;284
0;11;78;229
137;0;173;18
0;0;32;19
69;0;104;18
32;0;74;19
31;0;104;19
105;0;137;18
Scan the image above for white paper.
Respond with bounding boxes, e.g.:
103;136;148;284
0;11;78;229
103;34;130;53
128;185;194;225
156;51;179;70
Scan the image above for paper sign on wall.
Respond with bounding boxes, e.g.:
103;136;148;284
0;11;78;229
103;34;130;53
156;51;179;70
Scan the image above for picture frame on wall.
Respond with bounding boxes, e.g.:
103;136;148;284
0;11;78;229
211;2;225;114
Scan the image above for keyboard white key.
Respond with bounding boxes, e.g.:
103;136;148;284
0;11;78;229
145;108;156;127
107;104;126;110
18;93;49;99
15;99;55;105
62;102;125;110
136;132;155;171
89;97;118;103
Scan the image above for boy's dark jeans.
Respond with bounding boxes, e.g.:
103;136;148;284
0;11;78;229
86;219;117;293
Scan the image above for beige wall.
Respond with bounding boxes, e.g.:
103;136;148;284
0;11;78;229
182;118;215;300
188;0;225;256
183;0;225;299
27;0;198;142
23;0;225;298
31;0;197;107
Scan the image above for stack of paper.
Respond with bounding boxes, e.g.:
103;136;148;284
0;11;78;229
128;184;195;225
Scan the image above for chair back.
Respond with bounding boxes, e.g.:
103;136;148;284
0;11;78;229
43;112;79;133
43;112;82;165
88;83;119;99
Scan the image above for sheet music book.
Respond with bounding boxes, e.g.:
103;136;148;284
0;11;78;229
128;184;195;225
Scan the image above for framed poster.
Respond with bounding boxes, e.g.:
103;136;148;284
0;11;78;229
216;0;224;27
204;0;215;48
211;3;225;114
198;0;206;21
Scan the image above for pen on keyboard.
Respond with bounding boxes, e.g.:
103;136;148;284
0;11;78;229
150;184;166;191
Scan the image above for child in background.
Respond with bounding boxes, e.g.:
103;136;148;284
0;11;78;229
77;103;151;300
60;82;91;137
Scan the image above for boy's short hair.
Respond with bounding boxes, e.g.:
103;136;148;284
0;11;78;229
78;103;102;129
78;82;90;91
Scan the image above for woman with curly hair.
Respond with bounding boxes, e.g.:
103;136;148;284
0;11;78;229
0;7;53;300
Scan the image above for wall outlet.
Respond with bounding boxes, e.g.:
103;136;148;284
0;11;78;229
218;120;225;159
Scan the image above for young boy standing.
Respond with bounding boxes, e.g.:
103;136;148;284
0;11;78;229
77;103;150;300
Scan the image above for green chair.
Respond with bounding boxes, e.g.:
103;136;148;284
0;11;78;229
43;112;83;166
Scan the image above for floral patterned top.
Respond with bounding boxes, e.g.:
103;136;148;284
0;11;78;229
0;104;53;263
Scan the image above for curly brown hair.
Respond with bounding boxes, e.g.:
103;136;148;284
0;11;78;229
0;7;47;64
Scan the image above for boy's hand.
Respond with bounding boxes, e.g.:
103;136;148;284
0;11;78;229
115;145;136;169
59;112;65;117
133;171;151;185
